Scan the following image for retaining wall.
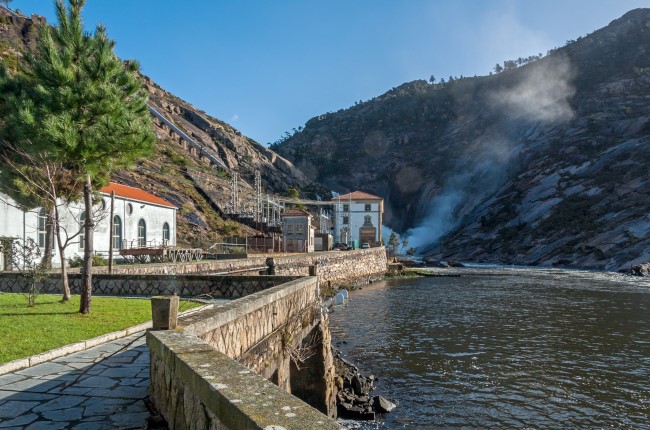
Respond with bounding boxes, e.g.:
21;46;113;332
147;277;341;430
0;274;298;298
96;247;387;286
0;247;387;295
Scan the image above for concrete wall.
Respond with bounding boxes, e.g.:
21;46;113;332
147;277;342;429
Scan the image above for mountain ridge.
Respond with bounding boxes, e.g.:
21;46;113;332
275;8;650;270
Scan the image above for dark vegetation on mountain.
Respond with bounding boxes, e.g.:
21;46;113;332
0;7;318;247
275;9;650;270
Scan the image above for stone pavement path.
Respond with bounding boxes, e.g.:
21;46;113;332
0;332;150;429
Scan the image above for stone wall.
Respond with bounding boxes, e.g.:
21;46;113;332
147;277;342;429
270;247;387;287
0;247;387;294
0;273;298;298
92;247;387;286
148;330;341;430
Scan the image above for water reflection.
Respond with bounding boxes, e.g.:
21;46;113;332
329;268;650;429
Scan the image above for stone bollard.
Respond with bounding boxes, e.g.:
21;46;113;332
309;264;319;276
151;295;179;330
266;257;276;275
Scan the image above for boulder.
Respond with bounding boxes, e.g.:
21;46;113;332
373;396;397;413
447;260;466;268
628;262;650;276
423;258;448;268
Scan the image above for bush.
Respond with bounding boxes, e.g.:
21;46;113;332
68;254;108;268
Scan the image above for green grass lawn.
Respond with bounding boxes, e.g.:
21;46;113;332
0;293;202;364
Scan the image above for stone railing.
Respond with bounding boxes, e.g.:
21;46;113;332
147;276;342;429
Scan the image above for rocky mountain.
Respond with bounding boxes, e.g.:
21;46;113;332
274;9;650;270
0;7;315;247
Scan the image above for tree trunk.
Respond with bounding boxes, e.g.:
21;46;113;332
41;207;54;270
79;174;94;314
53;204;71;302
59;247;70;301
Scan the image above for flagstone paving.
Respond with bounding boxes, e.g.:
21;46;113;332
0;332;150;429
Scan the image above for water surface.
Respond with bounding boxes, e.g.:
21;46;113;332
329;267;650;429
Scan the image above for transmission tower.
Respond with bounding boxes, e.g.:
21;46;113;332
254;171;262;223
230;172;239;214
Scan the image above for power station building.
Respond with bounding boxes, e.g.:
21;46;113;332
332;191;384;247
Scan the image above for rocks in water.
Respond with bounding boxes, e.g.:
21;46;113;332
333;349;396;421
423;257;448;268
624;262;650;276
373;396;397;413
446;260;465;268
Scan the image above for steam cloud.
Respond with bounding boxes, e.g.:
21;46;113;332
404;55;576;254
491;55;576;123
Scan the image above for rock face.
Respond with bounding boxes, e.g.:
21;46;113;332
275;9;650;271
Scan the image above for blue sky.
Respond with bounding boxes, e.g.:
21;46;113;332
9;0;649;145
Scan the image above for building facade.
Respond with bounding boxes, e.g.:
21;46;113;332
282;209;315;253
0;182;177;269
332;191;384;247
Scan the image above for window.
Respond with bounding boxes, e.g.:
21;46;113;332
138;219;146;247
113;216;122;250
343;204;349;212
343;216;349;224
296;224;304;234
364;215;372;225
37;208;47;248
287;224;294;233
163;222;170;245
365;204;372;212
79;211;86;250
127;203;133;215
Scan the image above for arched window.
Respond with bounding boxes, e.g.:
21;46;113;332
79;211;86;250
113;216;122;250
162;222;170;245
138;219;146;247
37;208;47;248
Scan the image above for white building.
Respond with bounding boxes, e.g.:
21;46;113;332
282;209;315;253
0;182;177;270
332;191;384;247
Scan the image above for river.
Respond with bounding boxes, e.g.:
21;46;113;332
328;267;650;429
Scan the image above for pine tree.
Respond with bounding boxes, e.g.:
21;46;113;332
0;0;155;314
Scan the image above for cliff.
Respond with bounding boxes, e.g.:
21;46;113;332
275;9;650;270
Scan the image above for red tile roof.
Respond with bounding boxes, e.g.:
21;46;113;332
332;191;383;201
100;182;177;209
282;208;312;217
